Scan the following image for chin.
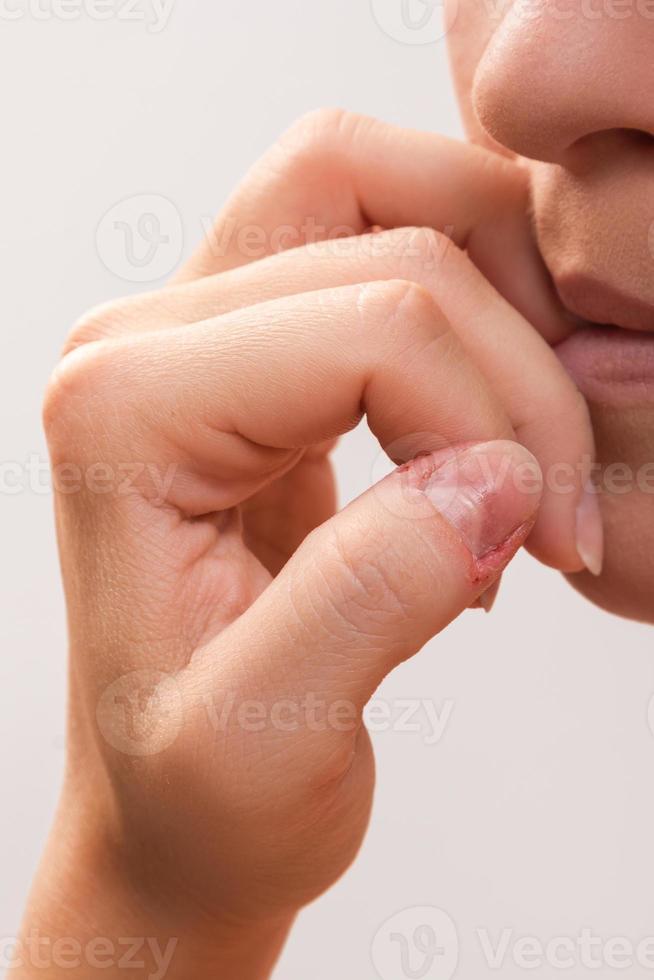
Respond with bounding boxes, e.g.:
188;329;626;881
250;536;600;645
565;400;654;624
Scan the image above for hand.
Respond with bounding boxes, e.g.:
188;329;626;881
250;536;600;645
17;110;598;980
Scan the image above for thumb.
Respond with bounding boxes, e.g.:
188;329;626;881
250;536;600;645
210;440;542;714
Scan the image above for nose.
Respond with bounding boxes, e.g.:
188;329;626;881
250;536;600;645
472;0;654;163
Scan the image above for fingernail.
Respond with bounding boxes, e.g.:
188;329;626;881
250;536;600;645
472;578;502;613
576;484;604;577
420;441;541;561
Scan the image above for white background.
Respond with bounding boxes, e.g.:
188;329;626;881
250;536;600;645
1;1;653;977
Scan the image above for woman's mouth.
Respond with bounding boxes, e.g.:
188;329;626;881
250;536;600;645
555;324;654;405
549;274;654;405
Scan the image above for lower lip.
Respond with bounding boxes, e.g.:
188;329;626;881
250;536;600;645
555;325;654;406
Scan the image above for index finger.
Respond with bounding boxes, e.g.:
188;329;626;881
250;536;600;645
173;109;566;343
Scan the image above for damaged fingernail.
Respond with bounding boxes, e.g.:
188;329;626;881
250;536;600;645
421;441;542;561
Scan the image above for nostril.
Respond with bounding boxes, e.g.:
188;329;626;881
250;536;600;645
622;127;654;147
565;128;654;172
580;128;654;148
470;6;654;167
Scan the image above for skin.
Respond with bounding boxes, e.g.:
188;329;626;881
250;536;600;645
14;14;654;973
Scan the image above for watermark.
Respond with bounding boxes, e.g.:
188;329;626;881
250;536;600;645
372;909;654;976
95;671;455;756
199;216;456;269
370;0;458;44
96;669;184;756
6;447;654;510
0;455;178;504
369;439;654;522
1;931;177;979
490;0;654;22
202;692;454;746
371;906;459;980
96;194;183;283
0;0;175;31
95;198;457;283
365;697;453;745
477;926;654;970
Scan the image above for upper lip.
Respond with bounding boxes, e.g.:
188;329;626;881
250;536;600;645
553;273;654;333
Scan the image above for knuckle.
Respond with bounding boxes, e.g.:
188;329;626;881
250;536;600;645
42;341;115;456
63;299;133;356
283;107;351;149
356;277;419;318
393;225;459;275
278;108;373;177
370;276;438;319
356;278;449;353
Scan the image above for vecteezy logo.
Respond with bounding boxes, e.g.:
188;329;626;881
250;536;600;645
371;906;459;980
95;194;183;283
96;669;184;756
370;0;457;44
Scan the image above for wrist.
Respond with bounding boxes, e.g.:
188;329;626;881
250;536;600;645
13;793;293;980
